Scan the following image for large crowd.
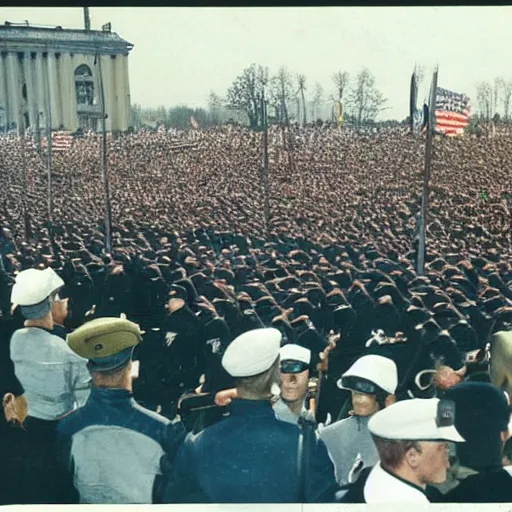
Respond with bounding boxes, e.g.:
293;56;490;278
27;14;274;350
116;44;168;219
1;122;512;504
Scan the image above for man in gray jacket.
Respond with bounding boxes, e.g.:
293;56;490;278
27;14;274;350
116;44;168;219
319;354;398;486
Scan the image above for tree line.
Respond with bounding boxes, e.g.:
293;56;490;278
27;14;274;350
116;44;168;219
475;78;512;123
130;64;388;130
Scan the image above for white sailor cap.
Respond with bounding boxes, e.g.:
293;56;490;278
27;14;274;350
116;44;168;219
369;398;465;443
222;327;281;377
337;354;398;395
279;344;311;374
11;267;64;306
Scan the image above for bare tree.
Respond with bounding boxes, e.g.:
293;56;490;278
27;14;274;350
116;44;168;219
208;91;224;124
297;74;307;126
311;82;323;121
347;67;387;125
227;63;268;129
269;66;294;126
332;71;350;101
496;78;512;121
476;81;494;121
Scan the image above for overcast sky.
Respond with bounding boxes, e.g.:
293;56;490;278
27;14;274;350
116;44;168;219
1;6;510;120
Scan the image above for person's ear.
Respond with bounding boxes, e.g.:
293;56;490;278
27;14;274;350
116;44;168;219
3;393;18;424
405;443;422;469
385;394;397;408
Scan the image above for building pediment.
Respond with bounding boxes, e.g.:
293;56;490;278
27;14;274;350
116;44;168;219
0;24;133;55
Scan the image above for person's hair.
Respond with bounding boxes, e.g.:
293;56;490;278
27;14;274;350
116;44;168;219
372;436;421;470
90;361;131;389
235;357;280;400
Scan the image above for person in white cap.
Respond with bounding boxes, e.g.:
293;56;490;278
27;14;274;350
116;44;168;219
319;354;398;487
273;344;315;425
9;267;92;502
339;398;465;504
157;328;338;504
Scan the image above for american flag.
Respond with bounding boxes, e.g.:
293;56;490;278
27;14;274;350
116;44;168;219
435;87;471;136
41;131;74;152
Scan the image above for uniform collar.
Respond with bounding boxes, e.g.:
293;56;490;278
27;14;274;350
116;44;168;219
230;398;275;417
89;387;134;404
364;463;429;504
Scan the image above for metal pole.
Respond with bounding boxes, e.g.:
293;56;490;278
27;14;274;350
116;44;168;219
45;74;53;225
417;67;438;276
97;53;112;253
262;90;270;234
19;113;30;241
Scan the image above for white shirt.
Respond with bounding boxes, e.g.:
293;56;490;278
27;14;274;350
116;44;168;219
10;327;91;420
364;462;430;504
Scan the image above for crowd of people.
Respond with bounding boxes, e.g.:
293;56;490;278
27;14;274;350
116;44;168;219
1;122;512;504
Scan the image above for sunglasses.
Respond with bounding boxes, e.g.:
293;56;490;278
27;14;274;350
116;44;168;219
339;376;378;395
280;360;309;374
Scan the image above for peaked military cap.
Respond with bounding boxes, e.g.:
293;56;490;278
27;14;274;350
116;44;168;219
67;317;142;372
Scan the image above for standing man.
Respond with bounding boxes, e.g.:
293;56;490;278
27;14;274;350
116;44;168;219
10;267;92;503
157;328;338;503
57;316;186;504
320;355;398;486
273;344;315;425
340;398;465;503
432;382;512;502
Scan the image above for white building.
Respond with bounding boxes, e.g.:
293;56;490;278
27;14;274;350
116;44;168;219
0;22;133;133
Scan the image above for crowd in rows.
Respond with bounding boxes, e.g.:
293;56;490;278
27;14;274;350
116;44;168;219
1;123;512;503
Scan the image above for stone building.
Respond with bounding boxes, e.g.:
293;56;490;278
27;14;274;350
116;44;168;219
0;21;133;133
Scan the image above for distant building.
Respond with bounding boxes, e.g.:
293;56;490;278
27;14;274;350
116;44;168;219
0;21;133;133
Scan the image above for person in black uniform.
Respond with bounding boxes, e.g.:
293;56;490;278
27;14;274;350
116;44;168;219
156;327;338;503
431;381;512;503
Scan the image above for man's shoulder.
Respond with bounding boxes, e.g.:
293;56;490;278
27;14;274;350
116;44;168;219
320;416;353;438
58;395;171;439
445;469;512;502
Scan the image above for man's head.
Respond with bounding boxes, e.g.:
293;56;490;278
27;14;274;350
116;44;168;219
338;354;398;416
11;267;64;321
369;398;465;489
222;327;281;400
444;381;510;471
279;344;311;407
67;316;142;389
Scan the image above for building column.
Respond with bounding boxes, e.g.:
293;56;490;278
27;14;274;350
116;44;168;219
46;52;60;129
59;52;75;130
123;55;131;130
99;55;113;132
65;54;78;131
35;52;46;129
6;52;21;131
0;55;7;131
23;52;38;131
115;54;128;131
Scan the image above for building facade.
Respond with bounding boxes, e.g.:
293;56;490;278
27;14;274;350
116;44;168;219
0;23;133;133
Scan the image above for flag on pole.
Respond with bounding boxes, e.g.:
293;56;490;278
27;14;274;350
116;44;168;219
41;131;74;152
409;69;418;133
435;87;471;136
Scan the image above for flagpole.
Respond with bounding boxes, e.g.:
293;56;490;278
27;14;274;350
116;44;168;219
261;90;270;235
96;52;112;253
417;66;438;276
19;112;30;242
45;67;53;227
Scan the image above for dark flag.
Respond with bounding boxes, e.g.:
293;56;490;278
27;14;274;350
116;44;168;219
409;70;417;134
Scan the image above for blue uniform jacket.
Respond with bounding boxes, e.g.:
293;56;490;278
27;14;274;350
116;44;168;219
156;399;338;503
56;387;185;504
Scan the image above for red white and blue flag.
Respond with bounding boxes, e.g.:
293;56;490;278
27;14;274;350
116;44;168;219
435;87;471;136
